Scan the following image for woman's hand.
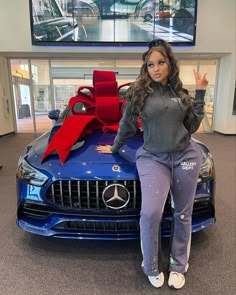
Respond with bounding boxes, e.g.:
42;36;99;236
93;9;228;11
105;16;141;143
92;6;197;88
193;69;208;90
96;145;113;154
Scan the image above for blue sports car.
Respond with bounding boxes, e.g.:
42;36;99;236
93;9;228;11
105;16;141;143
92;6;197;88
16;71;216;240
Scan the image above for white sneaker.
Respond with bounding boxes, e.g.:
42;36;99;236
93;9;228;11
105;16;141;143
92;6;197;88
148;272;164;288
168;271;185;289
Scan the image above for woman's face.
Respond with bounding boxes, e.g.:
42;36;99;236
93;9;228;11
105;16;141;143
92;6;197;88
147;50;169;85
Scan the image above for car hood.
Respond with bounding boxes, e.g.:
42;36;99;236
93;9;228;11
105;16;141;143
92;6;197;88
30;130;142;166
21;131;209;181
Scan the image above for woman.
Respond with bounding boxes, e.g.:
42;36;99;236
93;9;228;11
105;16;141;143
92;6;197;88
96;39;208;289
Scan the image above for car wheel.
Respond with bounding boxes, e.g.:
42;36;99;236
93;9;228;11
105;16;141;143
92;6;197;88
173;10;194;34
144;14;153;22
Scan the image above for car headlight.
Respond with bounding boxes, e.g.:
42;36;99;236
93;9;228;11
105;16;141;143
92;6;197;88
199;150;214;181
17;159;48;186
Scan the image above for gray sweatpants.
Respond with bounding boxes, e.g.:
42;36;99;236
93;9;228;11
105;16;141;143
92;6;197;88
136;140;202;276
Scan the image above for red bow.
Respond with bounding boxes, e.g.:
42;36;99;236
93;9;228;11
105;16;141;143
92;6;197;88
41;70;131;165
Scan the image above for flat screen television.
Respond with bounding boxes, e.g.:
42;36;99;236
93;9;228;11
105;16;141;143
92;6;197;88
30;0;198;46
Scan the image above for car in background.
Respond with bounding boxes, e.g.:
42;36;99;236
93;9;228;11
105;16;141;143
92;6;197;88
68;0;139;19
92;0;121;18
67;0;100;17
110;0;140;18
172;0;196;34
134;0;172;22
66;0;101;40
16;73;216;240
31;0;77;42
156;5;172;17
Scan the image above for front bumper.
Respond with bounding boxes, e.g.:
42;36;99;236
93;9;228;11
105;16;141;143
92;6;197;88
17;216;215;240
16;197;215;240
16;174;216;240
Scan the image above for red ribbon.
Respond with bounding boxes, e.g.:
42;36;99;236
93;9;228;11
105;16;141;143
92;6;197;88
41;70;130;165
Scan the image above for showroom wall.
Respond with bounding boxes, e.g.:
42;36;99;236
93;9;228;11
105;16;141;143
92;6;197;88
0;0;235;135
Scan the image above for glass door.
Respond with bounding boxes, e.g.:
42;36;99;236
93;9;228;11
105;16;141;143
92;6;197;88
179;59;218;132
31;59;53;133
198;60;217;132
11;59;34;133
10;59;53;133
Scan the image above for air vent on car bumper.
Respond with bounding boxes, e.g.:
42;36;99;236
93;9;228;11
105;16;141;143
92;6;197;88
53;220;140;232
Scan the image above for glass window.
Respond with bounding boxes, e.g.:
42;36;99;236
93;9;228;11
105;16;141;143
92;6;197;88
199;60;217;132
31;60;53;133
199;60;217;85
116;59;142;68
10;59;34;133
179;60;198;94
9;57;218;134
51;59;115;68
179;59;217;132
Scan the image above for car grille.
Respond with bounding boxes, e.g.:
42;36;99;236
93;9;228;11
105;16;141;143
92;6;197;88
45;180;214;217
46;180;141;210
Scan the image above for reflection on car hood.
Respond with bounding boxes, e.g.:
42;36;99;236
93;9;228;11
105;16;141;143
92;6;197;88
27;131;207;170
32;130;142;165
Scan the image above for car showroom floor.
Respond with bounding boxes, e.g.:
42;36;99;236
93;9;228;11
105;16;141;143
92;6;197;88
0;132;235;295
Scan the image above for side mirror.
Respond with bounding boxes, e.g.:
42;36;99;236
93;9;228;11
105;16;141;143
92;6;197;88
48;109;60;121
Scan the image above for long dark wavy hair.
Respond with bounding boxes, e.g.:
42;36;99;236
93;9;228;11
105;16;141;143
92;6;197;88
125;39;193;118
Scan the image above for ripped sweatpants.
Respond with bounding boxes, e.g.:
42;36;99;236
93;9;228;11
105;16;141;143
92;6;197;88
136;140;202;276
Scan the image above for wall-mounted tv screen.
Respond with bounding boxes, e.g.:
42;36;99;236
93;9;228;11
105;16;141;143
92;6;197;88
30;0;198;46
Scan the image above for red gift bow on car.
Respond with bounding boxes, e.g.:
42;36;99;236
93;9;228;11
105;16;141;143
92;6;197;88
41;70;131;165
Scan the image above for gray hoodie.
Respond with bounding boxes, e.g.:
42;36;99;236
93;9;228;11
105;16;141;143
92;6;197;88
111;83;206;154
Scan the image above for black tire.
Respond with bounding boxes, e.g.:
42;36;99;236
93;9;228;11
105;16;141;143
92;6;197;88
173;10;194;34
144;14;153;22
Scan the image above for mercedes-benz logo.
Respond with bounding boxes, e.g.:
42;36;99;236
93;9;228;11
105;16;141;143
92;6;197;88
102;184;130;209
